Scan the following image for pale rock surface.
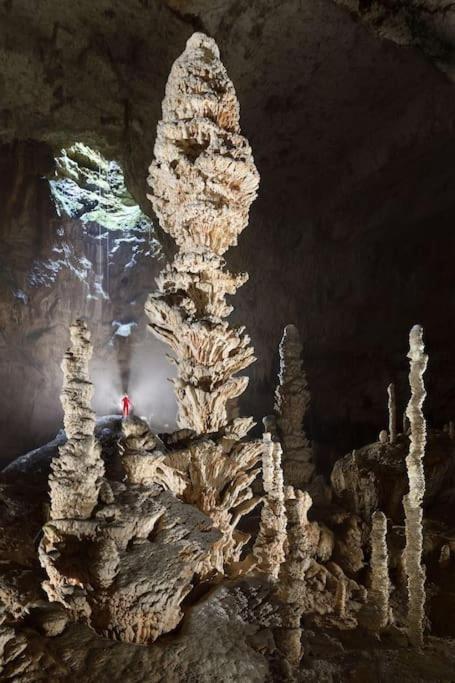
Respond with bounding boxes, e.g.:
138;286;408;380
403;324;428;648
359;510;390;631
49;319;104;521
275;487;313;671
119;416;187;495
40;480;221;642
144;32;264;577
164;436;263;576
145;32;259;436
253;433;287;578
331;431;455;524
0;581;275;682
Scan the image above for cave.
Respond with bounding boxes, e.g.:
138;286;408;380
1;2;455;681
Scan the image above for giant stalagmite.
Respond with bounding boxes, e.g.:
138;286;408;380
145;32;259;436
144;33;263;574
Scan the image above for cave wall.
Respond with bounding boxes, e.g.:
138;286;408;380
0;141;174;461
1;0;455;468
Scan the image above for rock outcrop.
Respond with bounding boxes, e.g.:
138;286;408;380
40;316;221;643
331;430;455;524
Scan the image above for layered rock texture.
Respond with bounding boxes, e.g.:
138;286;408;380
253;434;287;578
145;32;259;435
144;33;264;576
39;336;222;642
274;324;314;487
48;319;103;520
403;324;428;647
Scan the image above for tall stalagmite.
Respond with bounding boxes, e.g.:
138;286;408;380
404;325;428;647
145;32;259;436
144;33;262;574
48;319;103;520
275;486;313;672
253;433;287;578
365;510;390;630
275;324;314;487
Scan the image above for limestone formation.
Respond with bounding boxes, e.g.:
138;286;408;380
388;383;397;444
361;510;390;631
403;325;428;647
40;476;221;641
48;319;104;520
334;576;347;618
145;32;259;436
331;430;454;524
40;316;223;643
274;324;314;487
253;434;287;578
143;33;264;575
164;436;263;576
119;416;187;495
275;487;312;671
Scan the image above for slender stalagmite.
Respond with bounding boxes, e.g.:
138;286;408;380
253;433;287;577
403;325;428;647
387;383;397;444
49;319;103;520
274;324;314;487
275;486;312;671
367;510;389;630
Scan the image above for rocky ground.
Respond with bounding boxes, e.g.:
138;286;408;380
2;417;455;681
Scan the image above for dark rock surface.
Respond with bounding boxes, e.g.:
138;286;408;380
1;1;455;468
332;0;455;78
331;430;455;523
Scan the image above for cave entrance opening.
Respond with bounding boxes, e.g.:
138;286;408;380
46;142;169;424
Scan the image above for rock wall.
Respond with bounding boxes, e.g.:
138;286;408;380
1;1;455;466
0;141;175;462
